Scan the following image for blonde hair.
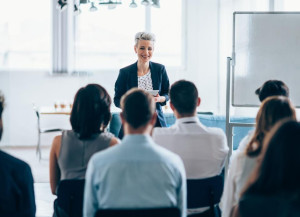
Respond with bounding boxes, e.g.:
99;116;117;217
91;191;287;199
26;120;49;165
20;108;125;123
246;96;296;157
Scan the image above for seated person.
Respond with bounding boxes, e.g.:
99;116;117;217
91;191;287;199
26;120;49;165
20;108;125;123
83;88;186;217
152;80;228;214
255;79;289;102
49;84;119;213
221;96;296;217
237;80;290;152
232;120;300;217
0;92;36;217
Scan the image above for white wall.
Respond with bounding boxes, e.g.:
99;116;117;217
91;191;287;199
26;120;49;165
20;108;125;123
0;0;221;146
183;0;220;113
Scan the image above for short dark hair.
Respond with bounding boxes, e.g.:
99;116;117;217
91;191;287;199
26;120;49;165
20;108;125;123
0;91;4;119
170;80;198;115
70;84;111;139
255;80;289;102
121;88;155;129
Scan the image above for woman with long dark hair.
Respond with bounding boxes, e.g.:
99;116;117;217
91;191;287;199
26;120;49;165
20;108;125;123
233;120;300;217
221;96;296;217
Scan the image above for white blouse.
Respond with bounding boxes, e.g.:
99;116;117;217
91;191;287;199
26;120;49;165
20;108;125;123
138;71;153;91
220;133;257;217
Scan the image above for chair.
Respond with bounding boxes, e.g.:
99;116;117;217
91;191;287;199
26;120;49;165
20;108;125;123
187;175;224;217
95;207;181;217
55;179;85;217
33;105;63;160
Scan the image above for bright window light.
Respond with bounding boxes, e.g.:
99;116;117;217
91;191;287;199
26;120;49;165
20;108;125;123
0;0;51;70
74;0;183;71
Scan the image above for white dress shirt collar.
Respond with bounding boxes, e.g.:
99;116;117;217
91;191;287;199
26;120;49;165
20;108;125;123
175;116;201;125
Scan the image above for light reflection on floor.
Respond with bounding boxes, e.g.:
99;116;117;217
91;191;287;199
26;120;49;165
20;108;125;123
35;183;56;217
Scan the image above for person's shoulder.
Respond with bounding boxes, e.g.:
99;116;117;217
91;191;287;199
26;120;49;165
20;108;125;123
90;142;120;165
204;125;226;138
152;142;183;163
153;126;175;136
120;62;137;72
153;144;185;174
0;150;32;173
150;61;165;70
150;61;165;67
99;131;114;139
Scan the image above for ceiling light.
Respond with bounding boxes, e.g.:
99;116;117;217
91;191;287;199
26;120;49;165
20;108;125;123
89;2;98;11
98;0;121;9
129;0;137;8
108;4;117;9
141;0;150;6
152;0;160;8
57;0;68;11
74;4;81;15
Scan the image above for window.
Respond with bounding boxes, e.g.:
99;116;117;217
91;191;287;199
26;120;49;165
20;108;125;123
282;0;300;10
74;0;183;71
0;0;51;70
151;0;182;67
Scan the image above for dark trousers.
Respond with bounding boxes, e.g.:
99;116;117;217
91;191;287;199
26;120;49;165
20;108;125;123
118;116;162;139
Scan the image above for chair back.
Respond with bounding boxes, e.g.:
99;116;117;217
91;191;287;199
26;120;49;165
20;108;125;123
57;179;85;217
187;175;224;209
94;207;181;217
32;104;41;128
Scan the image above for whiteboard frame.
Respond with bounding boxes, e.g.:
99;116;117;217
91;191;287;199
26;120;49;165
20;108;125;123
232;11;300;107
225;11;300;173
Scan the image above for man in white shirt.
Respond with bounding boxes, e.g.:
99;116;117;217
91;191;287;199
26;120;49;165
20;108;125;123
152;80;228;215
83;88;186;217
153;80;228;179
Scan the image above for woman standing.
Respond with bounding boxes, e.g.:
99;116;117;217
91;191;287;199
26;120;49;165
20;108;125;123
114;32;170;138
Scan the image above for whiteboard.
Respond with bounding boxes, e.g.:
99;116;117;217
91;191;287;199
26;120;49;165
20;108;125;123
232;12;300;107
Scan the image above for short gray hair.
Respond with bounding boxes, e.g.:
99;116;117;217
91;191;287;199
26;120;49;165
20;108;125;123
134;32;156;46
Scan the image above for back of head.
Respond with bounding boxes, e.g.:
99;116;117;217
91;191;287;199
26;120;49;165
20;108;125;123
70;84;111;139
170;80;198;116
255;80;289;102
244;120;300;195
0;91;4;140
121;88;155;129
246;96;296;157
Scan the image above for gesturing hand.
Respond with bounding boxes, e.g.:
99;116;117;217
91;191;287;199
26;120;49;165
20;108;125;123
154;94;166;103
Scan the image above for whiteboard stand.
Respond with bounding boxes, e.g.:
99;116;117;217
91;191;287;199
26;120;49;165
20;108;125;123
225;57;255;174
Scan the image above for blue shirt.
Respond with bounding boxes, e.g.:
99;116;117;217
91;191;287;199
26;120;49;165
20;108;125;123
83;134;186;217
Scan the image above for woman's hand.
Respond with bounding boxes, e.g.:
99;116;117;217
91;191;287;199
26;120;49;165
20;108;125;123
154;94;166;103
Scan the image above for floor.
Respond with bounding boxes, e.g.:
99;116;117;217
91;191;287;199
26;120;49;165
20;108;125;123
2;146;55;217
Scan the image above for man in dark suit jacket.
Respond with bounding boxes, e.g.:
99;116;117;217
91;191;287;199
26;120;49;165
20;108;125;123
0;92;36;217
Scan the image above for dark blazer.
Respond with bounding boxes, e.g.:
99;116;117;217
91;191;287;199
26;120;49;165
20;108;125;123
114;61;170;127
0;150;36;217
